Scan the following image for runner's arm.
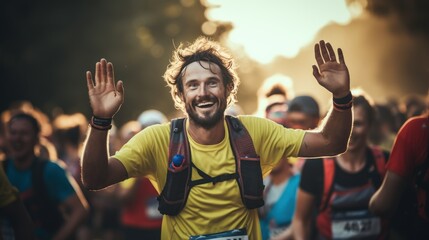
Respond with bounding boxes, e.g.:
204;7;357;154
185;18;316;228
53;194;89;240
292;189;316;240
82;58;127;190
298;107;351;157
298;40;352;158
82;128;128;190
369;170;407;217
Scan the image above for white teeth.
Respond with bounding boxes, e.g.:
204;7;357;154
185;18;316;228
197;102;214;107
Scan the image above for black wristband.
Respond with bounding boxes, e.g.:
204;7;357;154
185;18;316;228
91;116;112;127
333;92;353;105
90;123;112;130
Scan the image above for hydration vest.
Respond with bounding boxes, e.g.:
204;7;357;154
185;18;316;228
157;115;265;216
3;158;64;233
316;147;387;240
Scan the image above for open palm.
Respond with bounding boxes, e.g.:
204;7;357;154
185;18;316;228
86;59;124;118
312;40;350;98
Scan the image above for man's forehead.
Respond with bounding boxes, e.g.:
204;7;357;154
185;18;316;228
9;118;32;126
182;61;222;79
8;118;36;131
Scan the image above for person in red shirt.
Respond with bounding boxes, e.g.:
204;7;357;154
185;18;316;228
370;96;429;239
116;110;166;240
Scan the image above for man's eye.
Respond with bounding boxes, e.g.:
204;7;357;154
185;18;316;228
189;84;198;89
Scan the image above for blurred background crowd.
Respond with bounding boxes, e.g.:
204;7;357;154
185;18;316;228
1;0;428;239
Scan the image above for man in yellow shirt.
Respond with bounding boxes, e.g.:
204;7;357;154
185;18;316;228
82;37;352;239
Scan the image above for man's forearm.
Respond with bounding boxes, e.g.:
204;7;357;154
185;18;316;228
53;197;89;240
292;220;311;240
369;171;407;217
319;106;352;155
81;127;110;190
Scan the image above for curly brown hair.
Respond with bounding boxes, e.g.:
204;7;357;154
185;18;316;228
163;36;240;112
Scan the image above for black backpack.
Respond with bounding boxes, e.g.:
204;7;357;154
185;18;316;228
157;115;265;216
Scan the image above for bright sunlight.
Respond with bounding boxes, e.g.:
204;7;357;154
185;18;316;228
203;0;355;64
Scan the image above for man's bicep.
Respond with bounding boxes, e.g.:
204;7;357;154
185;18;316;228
298;131;328;157
106;157;129;186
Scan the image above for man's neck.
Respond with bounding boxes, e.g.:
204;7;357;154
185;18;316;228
12;153;36;170
187;118;225;145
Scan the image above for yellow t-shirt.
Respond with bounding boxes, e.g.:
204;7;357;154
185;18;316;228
0;166;18;208
114;115;305;239
119;177;136;189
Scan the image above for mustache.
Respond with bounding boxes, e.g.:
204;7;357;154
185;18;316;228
192;95;218;105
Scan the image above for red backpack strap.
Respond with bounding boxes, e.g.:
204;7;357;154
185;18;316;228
157;118;192;216
319;158;335;211
225;115;258;158
371;146;386;177
225;115;264;209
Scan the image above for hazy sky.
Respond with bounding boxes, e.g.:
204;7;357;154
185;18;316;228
201;0;428;113
204;0;356;63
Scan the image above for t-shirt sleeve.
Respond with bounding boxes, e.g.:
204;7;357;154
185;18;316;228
113;124;170;179
386;118;417;178
299;159;323;202
44;161;77;203
238;116;305;175
119;177;137;189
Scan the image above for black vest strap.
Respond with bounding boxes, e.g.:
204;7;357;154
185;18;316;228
190;162;239;187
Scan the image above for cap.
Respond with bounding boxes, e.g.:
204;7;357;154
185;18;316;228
287;95;320;118
137;109;167;128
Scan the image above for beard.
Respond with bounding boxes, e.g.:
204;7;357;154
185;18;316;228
185;95;226;129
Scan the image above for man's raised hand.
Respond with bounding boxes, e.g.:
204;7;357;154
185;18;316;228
86;58;124;118
312;40;350;98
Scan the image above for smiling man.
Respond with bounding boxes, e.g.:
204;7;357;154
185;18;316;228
82;37;353;239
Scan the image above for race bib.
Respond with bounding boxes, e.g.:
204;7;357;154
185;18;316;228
189;228;248;240
332;210;380;239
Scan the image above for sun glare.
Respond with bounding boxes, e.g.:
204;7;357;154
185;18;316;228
203;0;353;64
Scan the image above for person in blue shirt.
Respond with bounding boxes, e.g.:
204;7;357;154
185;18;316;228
4;112;89;240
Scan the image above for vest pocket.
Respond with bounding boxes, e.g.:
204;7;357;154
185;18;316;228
158;167;189;215
240;157;264;208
